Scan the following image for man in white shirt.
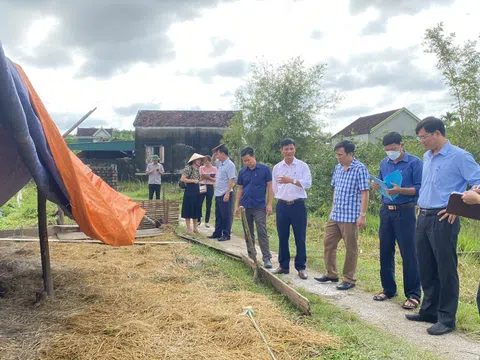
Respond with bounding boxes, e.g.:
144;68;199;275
272;138;312;279
146;155;164;200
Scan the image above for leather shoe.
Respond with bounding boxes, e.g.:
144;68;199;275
263;259;273;269
207;234;220;239
218;236;230;241
427;322;455;336
272;267;289;275
298;270;308;279
314;275;339;283
405;313;437;324
336;281;355;290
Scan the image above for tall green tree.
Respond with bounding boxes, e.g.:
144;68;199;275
224;57;341;165
424;23;480;123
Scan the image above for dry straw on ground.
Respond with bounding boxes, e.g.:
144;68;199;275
0;232;337;359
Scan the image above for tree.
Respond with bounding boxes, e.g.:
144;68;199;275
111;129;135;141
224;57;341;165
424;23;480;123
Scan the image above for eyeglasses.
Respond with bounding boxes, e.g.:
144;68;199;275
416;133;434;141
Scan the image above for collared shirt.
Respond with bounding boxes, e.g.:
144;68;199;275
237;163;272;209
418;141;480;209
214;158;236;196
378;151;423;205
272;157;312;201
146;162;164;184
199;165;217;185
330;158;370;223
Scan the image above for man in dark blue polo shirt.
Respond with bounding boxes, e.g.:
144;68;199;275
371;132;422;309
235;146;273;268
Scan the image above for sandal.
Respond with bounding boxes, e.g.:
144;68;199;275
373;291;396;301
402;297;420;310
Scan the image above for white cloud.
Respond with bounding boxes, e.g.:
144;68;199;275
2;0;480;134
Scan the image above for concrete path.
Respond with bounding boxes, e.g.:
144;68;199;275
181;220;480;360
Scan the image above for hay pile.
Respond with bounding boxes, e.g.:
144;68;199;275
0;233;336;359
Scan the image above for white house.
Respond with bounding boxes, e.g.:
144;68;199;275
76;127;113;142
333;108;421;143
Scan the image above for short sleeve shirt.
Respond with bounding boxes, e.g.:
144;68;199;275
330;159;370;223
237;163;272;208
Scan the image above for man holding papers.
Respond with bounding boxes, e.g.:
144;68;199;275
405;117;480;336
371;132;422;310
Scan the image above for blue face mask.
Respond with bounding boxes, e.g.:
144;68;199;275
386;150;401;161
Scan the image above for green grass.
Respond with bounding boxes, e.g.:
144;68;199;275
189;244;439;359
118;181;183;201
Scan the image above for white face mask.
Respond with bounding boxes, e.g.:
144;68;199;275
386;150;401;161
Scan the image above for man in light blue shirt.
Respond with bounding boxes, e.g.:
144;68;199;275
208;145;236;241
406;117;480;336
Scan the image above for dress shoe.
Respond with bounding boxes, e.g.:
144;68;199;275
218;236;231;241
263;259;273;269
405;313;437;324
314;275;339;283
207;234;221;239
336;281;355;290
298;270;308;280
427;322;455;336
272;267;289;275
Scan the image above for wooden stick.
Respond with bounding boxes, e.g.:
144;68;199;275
38;191;54;297
240;207;260;282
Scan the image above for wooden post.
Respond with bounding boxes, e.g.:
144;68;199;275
38;191;54;296
240;207;260;282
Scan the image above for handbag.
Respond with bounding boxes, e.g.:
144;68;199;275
178;180;186;189
199;184;207;194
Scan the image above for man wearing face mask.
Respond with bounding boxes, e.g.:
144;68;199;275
371;132;423;310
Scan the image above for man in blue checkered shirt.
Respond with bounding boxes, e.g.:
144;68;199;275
315;140;370;290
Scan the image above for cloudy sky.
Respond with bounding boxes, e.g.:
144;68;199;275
2;0;479;134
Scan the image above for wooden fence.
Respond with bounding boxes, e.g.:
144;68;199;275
136;200;180;229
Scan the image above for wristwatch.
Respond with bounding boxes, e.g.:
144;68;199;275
360;212;367;217
292;179;297;185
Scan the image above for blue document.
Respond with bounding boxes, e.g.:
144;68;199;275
371;170;403;201
370;175;394;200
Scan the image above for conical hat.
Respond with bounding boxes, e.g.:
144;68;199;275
188;153;206;164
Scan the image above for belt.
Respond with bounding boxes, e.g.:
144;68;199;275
278;198;305;205
418;208;445;216
383;203;415;211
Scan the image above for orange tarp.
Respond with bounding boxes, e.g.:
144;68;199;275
15;64;145;246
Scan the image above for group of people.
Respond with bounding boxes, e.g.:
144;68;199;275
146;115;480;336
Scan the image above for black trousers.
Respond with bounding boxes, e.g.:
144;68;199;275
198;184;214;223
276;200;307;271
379;206;421;299
213;194;232;238
416;211;460;328
148;184;161;200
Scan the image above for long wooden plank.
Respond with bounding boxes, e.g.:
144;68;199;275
57;228;163;240
176;232;311;315
241;255;311;315
0;238;186;245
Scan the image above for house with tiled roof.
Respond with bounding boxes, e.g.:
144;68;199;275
75;127;113;142
133;110;239;172
333;107;421;143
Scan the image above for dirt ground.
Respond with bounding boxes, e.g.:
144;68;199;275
0;234;334;360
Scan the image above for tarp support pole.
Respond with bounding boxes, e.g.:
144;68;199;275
38;191;54;296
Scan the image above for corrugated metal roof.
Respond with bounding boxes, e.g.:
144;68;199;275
67;141;135;151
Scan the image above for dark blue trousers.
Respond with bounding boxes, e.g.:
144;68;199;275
416;212;460;328
379;206;421;299
276;201;307;271
213;194;232;238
